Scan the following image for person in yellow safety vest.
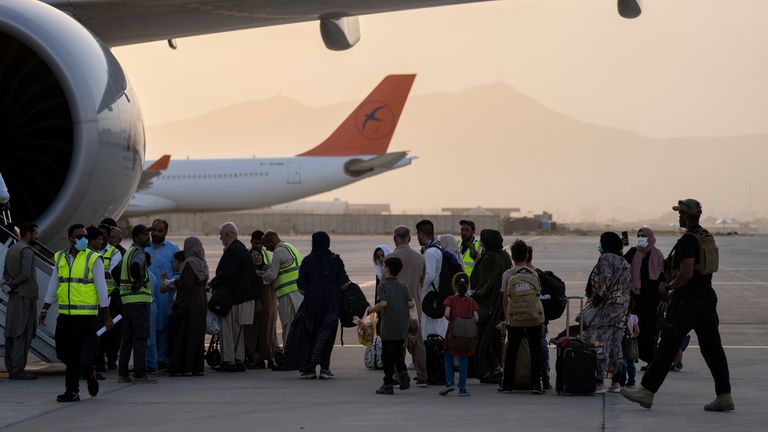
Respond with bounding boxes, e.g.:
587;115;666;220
258;231;304;347
116;224;157;384
245;230;279;369
459;220;483;277
39;224;113;403
95;222;123;372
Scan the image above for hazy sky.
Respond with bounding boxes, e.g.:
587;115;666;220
111;1;768;221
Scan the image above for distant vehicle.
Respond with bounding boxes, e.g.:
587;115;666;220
124;75;416;217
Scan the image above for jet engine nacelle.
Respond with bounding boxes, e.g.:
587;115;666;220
0;0;144;248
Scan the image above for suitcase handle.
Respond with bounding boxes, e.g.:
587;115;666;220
565;296;584;338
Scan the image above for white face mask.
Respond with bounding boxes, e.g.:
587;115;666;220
637;237;649;248
596;244;604;254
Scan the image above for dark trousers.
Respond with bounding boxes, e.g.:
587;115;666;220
382;339;407;386
502;325;543;388
119;303;151;378
642;296;731;395
54;315;100;395
96;293;122;369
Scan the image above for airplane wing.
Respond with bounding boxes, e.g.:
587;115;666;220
47;0;490;47
137;155;171;192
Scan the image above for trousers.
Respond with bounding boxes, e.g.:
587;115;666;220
382;339;407;386
277;291;303;345
55;315;100;395
119;303;151;378
444;352;469;390
4;295;36;375
641;296;731;395
502;325;543;389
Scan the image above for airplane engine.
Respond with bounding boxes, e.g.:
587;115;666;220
0;0;144;247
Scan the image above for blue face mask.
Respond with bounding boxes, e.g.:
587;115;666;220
596;244;604;254
74;237;88;251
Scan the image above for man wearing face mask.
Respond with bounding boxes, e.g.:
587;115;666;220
40;224;113;402
622;199;733;412
3;222;40;380
117;224;157;384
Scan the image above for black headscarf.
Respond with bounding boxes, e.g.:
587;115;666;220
469;228;511;382
480;229;503;251
600;232;623;256
311;231;331;253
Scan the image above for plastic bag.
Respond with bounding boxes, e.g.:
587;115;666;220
364;337;383;369
206;293;221;335
357;310;377;348
408;303;420;335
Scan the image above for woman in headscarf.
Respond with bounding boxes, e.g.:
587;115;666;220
584;232;631;393
469;229;512;383
438;234;462;264
372;244;391;288
624;227;665;366
280;232;349;379
168;236;209;376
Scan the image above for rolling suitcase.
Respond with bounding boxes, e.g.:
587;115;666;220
425;334;445;385
555;296;597;395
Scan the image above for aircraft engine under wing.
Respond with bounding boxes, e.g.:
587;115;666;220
44;0;490;47
0;0;145;247
344;152;411;177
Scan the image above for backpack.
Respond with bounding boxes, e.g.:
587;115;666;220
339;281;369;328
536;269;567;321
427;244;464;300
686;227;719;275
506;268;545;327
447;298;478;351
664;227;719;281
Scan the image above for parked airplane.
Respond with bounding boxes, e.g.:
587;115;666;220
124;75;415;217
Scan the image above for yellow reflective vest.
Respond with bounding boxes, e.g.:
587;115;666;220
119;246;153;304
274;243;302;298
460;239;482;277
102;246;119;295
54;249;100;316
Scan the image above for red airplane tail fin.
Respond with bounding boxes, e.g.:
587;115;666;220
298;74;416;156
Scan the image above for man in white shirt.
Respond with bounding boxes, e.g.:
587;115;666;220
39;224;112;402
416;220;448;341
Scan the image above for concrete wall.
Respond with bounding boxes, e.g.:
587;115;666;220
129;213;503;236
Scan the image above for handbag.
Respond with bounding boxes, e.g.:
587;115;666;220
205;335;222;368
207;288;233;316
448;299;478;351
622;331;639;360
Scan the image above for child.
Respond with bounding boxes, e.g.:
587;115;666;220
625;312;640;386
160;251;185;294
440;272;479;397
368;257;413;395
611;309;640;390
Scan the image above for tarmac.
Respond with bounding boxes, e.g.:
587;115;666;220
1;234;766;431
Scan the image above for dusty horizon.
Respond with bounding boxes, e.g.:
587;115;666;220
112;0;768;222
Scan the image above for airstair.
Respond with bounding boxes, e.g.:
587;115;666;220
1;214;59;363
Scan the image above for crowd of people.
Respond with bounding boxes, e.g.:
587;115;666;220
1;199;734;411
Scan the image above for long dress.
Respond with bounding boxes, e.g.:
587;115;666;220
168;266;208;375
624;247;663;363
468;230;511;382
279;237;348;373
583;253;631;380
